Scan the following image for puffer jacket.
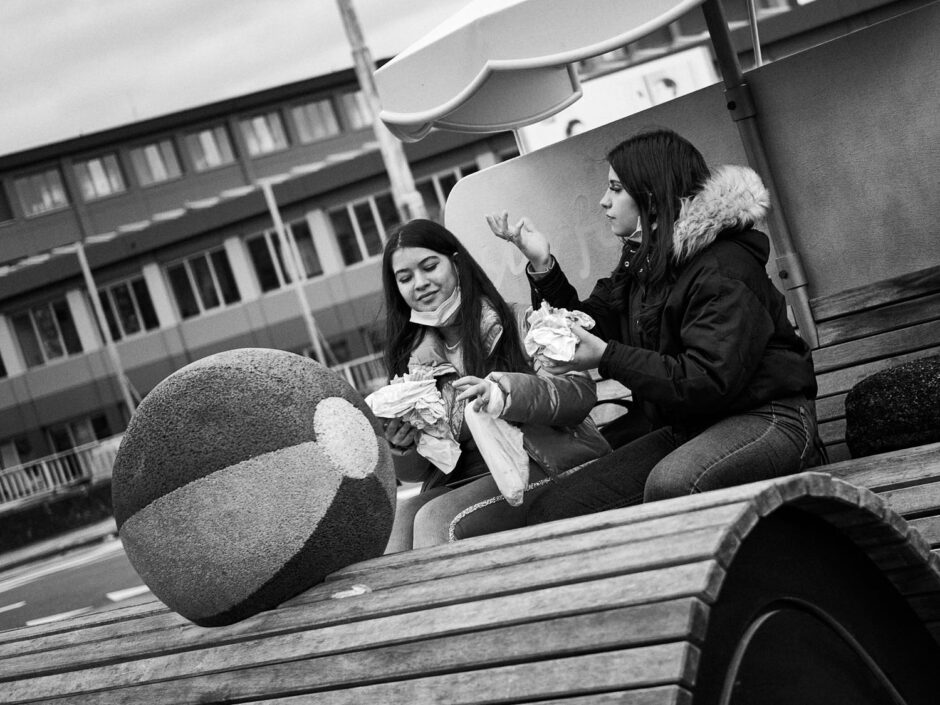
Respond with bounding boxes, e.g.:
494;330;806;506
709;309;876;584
528;165;817;430
395;302;610;485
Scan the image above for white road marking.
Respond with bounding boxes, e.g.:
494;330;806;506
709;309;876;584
106;585;151;602
0;538;124;594
0;601;26;614
26;606;94;626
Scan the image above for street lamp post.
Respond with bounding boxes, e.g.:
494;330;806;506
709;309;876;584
335;0;427;223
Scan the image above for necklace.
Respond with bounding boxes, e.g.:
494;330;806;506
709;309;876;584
443;339;460;352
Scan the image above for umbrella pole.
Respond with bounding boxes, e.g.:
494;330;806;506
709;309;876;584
701;0;818;348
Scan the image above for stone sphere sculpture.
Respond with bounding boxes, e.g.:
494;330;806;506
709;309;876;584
845;354;940;458
111;348;396;626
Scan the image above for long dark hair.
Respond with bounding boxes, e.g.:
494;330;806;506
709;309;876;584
381;219;530;379
606;129;710;336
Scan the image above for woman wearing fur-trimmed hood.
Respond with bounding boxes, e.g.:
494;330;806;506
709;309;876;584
487;128;826;521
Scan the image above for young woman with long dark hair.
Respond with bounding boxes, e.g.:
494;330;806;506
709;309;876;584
487;128;826;521
380;219;609;551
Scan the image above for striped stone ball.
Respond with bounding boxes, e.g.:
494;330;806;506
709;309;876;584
111;348;396;627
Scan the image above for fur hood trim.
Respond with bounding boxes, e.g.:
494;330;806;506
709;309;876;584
672;165;769;263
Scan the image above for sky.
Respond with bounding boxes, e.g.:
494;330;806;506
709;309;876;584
0;0;471;156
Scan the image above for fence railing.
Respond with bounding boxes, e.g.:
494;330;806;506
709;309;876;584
331;351;387;395
0;354;389;510
0;435;122;508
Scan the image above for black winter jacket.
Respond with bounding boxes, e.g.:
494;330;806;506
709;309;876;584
528;165;817;430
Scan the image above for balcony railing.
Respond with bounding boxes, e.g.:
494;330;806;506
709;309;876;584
0;354;389;510
331;351;387;396
0;435;122;509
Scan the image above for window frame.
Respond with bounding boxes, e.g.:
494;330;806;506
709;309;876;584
96;275;160;341
184;125;237;172
74;153;127;202
239;110;290;157
10;298;84;368
129;139;183;187
164;247;241;320
245;219;324;293
327;193;397;267
289;97;341;144
13;168;69;217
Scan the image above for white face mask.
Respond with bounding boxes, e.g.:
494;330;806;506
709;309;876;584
410;286;462;327
622;216;643;244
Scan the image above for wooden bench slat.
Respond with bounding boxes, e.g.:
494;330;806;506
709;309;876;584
877;480;940;519
825;442;851;463
515;687;692;705
824;443;940;489
0;502;752;660
814;344;940;398
813;319;940;374
0;559;723;682
8;647;700;705
5;600;707;703
810;264;940;322
909;516;940;549
819;418;846;445
816;392;847;424
815;291;940;348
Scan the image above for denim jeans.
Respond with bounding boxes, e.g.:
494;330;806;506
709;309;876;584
527;396;826;524
385;461;566;552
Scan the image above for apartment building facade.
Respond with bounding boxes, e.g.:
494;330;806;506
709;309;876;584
0;64;518;470
0;0;922;474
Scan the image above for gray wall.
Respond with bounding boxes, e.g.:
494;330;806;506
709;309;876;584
445;3;939;307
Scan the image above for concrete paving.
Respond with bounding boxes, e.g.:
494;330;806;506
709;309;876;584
0;518;118;574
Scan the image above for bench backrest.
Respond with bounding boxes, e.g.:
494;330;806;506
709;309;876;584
0;472;938;703
810;264;940;462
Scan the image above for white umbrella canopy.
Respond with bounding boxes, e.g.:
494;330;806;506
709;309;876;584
373;0;819;345
374;0;706;142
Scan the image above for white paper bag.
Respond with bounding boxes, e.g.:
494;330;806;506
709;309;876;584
463;404;529;506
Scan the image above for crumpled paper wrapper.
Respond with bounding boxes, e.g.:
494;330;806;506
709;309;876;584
524;301;596;361
365;364;461;473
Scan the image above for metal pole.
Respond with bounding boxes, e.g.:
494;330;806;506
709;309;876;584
259;180;328;364
74;241;138;415
745;0;764;67
701;0;818;347
335;0;428;223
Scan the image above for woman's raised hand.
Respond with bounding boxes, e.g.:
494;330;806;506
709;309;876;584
485;211;552;271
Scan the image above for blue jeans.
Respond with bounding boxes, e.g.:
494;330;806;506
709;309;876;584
386;462;559;551
527;396;826;523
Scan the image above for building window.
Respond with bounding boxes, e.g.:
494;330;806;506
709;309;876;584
14;168;69;217
129;139;182;186
339;90;371;130
11;298;83;368
327;192;401;267
165;249;240;319
415;164;478;222
74;154;126;201
184;125;236;172
47;413;112;452
290;99;340;143
246;219;323;293
239;112;289;156
97;276;160;340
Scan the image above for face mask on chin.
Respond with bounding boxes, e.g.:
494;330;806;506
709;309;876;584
409;286;462;328
617;216;643;246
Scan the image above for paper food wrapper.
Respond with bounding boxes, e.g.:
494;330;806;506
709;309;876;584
463;404;529;507
524;301;596;362
364;366;461;474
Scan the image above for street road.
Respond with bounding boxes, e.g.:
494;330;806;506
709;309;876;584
0;539;151;632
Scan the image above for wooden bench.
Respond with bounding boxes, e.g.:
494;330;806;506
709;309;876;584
810;263;940;462
1;471;938;704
